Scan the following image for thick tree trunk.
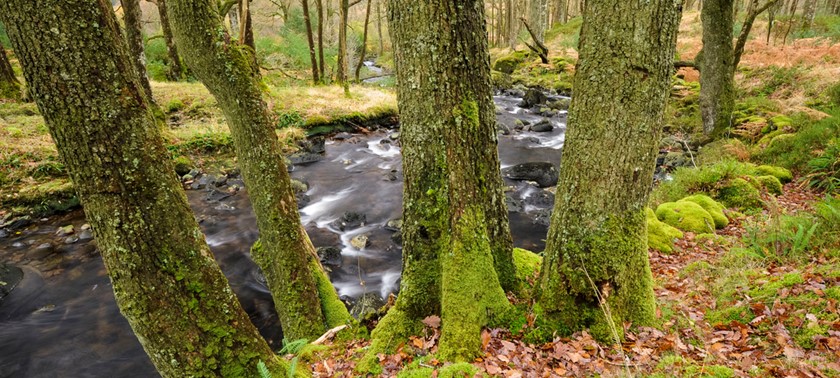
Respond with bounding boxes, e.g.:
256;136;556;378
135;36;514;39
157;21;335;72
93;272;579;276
700;0;736;137
0;46;19;100
528;0;549;41
536;0;680;342
123;0;155;101
303;0;321;84
354;0;372;81
337;0;349;84
0;1;288;376
364;0;516;366
166;0;351;340
157;0;185;81
316;0;326;81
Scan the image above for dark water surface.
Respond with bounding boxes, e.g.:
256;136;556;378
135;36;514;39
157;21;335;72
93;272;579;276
0;94;566;377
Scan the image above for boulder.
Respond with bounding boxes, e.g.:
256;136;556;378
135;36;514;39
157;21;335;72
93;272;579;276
646;208;683;253
0;264;24;302
679;194;729;229
655;201;715;234
519;89;548;108
332;212;366;231
530;119;553;132
317;246;342;267
502;162;558;188
350;234;369;250
349;292;386;319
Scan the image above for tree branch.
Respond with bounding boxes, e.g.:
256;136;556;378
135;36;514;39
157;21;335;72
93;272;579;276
518;17;549;64
218;0;239;17
734;0;780;68
674;60;699;71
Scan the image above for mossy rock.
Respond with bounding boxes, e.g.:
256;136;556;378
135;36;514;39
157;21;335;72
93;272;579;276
655;201;715;234
756;175;783;195
493;51;529;74
698;139;749;165
491;71;513;89
646;208;684;253
513;248;542;283
754;165;793;183
679;194;728;229
716;177;763;211
769;114;793;129
172;155;193;176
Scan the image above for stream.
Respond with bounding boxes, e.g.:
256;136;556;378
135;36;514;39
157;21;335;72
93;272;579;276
0;91;568;377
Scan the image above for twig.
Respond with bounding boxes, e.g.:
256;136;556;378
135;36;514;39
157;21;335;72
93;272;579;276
312;324;349;345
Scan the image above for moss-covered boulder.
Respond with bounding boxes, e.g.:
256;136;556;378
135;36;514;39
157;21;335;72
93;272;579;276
655;201;715;234
756;175;783;195
679;194;728;228
646;208;684;253
172;155;193;176
493;51;528;74
698;139;749;165
491;71;513;89
716;177;763;211
754;165;793;183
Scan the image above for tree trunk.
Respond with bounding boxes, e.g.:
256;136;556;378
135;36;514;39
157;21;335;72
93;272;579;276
554;0;568;24
700;0;735;137
536;0;681;342
0;46;19;100
507;0;518;49
157;0;185;81
802;0;816;31
122;0;155;102
303;0;321;84
354;0;372;81
337;0;349;84
166;0;351;341
528;0;549;41
0;1;290;376
240;0;256;50
316;0;326;81
376;0;384;55
363;0;516;366
229;4;240;37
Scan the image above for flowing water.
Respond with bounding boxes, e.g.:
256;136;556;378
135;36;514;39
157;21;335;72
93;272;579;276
0;93;567;377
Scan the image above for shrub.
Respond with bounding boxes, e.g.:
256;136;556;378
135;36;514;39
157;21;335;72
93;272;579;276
755;109;840;171
805;137;840;193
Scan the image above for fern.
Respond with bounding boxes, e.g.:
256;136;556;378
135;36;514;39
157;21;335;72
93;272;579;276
279;338;309;355
257;360;272;378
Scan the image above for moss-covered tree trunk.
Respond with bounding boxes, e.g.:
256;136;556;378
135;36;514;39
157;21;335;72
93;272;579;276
0;1;288;376
364;0;516;366
166;0;351;340
157;0;185;81
123;0;155;101
700;0;736;137
0;46;19;100
535;0;681;342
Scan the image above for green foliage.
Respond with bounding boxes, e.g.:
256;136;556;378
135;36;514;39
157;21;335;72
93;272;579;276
651;160;753;204
697;139;749;165
168;131;233;154
438;362;478;378
716;177;764;211
492;51;529;74
257;360;272;378
680;194;729;229
743;65;803;98
741;196;840;261
650;354;735;378
754;165;793;183
655;201;716;234
646;207;684;253
165;99;185;113
755;109;840;171
144;38;172;81
826;81;840;109
805;137;840;193
0;22;10;48
276;110;305;129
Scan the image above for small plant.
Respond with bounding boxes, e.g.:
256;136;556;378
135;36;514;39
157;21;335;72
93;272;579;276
257;360;272;378
275;110;305;129
805;137;840;193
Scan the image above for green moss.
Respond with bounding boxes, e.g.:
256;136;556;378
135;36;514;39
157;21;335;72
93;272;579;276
396;367;435;378
754;165;793;183
646;207;684;253
707;304;754;325
655;201;715;234
165;98;186;113
698;139;749;165
794;322;828;349
749;272;804;299
756;175;783;195
716;178;763;211
695;233;729;245
681;260;712;279
680;194;729;229
172;155;193;176
438;362;478;378
492;51;529;74
357;307;424;374
513;248;541;286
310;259;354;329
490;71;512;89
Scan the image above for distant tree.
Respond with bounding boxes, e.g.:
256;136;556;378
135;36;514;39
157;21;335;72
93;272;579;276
166;0;352;340
361;0;516;368
122;0;155;101
337;0;350;84
0;0;290;376
0;46;19;100
316;0;326;80
536;0;681;341
302;0;321;83
528;0;549;41
802;0;817;30
240;0;255;49
148;0;185;81
353;0;372;82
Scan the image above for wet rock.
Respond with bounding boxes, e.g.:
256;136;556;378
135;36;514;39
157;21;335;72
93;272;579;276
523;136;541;145
205;188;233;203
81;224;91;231
0;229;8;239
534;208;552;227
547;98;571;110
383;172;398;181
56;225;74;236
78;230;94;241
496;122;511;135
524;189;555;208
390;231;402;245
26;243;54;260
64;236;79;244
502;162;558;188
519;89;548;108
379;138;392;145
388;132;401;140
513;119;525;131
385;218;403;231
299;136;326;154
350;292;386;319
530;119;554;133
296;193;311;208
288;152;324;166
191;175;215;190
662;152;691;170
505;194;524;213
317;246;342;267
332;212;366;231
350;234;369;250
1;216;31;231
1;264;24;302
334;132;352;140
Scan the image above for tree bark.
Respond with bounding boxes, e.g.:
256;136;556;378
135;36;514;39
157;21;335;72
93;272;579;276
802;0;816;31
316;0;326;81
157;0;185;81
528;0;549;41
337;0;349;84
376;0;384;55
123;0;155;102
0;46;19;100
0;1;289;376
536;0;681;342
507;0;518;49
364;0;516;365
302;0;321;84
166;0;351;341
354;0;372;81
240;0;255;49
700;0;735;137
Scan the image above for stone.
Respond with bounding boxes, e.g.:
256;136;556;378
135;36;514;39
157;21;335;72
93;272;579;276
350;234;369;250
655;201;715;234
530;119;553;132
78;230;94;241
334;132;352;140
349;292;386;319
317;246;342;267
502;162;559;188
56;225;74;236
0;264;24;301
385;219;403;231
519;88;548;108
333;212;366;231
388;132;401;140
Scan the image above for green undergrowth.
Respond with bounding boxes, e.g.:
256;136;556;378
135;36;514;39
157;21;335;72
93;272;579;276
490;50;575;94
647;354;735;378
754;108;840;171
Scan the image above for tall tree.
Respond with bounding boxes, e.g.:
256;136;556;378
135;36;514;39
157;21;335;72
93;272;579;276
536;0;681;341
361;0;516;368
239;0;256;49
700;0;779;137
354;0;373;81
336;0;350;84
166;0;352;340
0;0;290;376
802;0;817;30
0;46;19;100
155;0;185;80
122;0;155;101
316;0;326;80
528;0;549;41
302;0;321;83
